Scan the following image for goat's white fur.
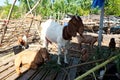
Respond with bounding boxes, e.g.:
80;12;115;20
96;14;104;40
41;19;70;64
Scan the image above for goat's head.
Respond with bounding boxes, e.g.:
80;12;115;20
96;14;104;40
68;15;84;37
38;48;50;62
17;36;25;46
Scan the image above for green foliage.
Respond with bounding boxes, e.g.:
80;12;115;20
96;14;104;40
0;4;21;19
0;0;120;19
0;0;21;19
105;0;120;16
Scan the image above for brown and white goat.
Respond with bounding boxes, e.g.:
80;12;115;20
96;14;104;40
14;47;49;75
77;35;98;49
41;15;84;65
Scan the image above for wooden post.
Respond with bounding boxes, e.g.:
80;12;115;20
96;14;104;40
25;0;42;16
98;3;105;49
0;0;17;44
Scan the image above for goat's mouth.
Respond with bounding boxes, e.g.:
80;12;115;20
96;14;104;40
72;32;77;37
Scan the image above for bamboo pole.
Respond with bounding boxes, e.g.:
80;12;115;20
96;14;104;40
27;16;34;33
25;0;41;16
0;0;17;44
26;0;32;14
19;0;41;27
75;54;120;80
66;59;104;69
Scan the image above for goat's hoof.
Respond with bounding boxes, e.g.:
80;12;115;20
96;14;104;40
57;62;61;65
64;63;69;67
64;61;68;64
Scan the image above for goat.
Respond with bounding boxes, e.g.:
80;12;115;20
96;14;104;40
17;32;29;49
40;15;84;65
109;38;116;51
14;47;49;75
77;35;98;49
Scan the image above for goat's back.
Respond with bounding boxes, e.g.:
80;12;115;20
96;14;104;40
15;49;42;64
41;19;64;43
77;35;98;44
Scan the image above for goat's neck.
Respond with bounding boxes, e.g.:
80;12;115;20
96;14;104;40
36;51;44;63
63;26;72;40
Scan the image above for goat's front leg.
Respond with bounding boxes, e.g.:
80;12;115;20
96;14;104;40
43;38;49;50
57;45;62;65
63;41;70;64
64;49;68;64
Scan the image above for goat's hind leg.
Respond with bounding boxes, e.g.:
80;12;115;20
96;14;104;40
15;58;22;75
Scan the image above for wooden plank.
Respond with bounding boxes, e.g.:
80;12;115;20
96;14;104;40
44;69;58;80
0;61;13;73
6;66;33;80
68;58;80;80
0;54;16;67
31;68;50;80
55;70;66;80
0;66;15;80
5;72;19;80
55;57;73;80
16;67;42;80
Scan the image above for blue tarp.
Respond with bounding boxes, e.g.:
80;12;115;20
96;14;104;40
51;0;54;4
92;0;105;8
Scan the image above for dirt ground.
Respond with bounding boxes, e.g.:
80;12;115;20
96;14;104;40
0;32;120;58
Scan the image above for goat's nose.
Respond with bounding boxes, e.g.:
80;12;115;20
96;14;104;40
44;58;49;62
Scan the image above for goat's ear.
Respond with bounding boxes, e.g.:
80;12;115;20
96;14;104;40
67;14;73;18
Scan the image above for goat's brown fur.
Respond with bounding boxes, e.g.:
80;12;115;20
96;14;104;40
81;48;88;62
109;38;116;51
14;48;49;75
77;35;98;49
17;36;26;46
